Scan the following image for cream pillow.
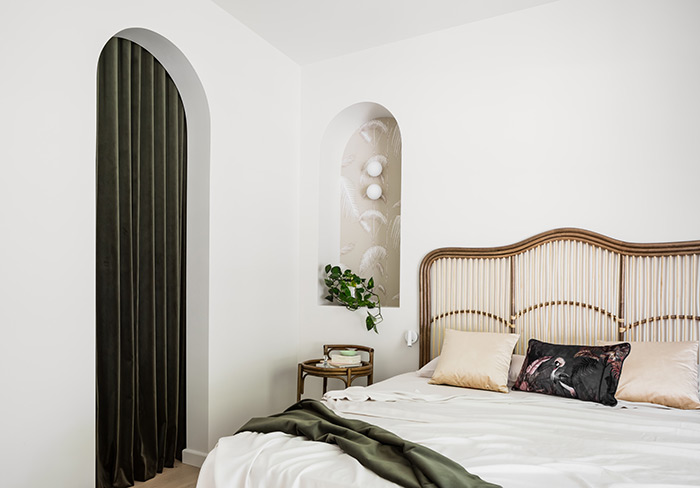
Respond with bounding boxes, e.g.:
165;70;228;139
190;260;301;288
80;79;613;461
599;340;700;410
417;357;440;378
508;354;526;386
429;330;520;393
418;353;525;386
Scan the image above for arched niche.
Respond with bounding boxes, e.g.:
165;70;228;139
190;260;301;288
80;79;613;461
111;28;211;466
318;102;402;307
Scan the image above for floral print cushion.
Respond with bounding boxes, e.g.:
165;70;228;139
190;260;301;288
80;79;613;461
513;339;631;406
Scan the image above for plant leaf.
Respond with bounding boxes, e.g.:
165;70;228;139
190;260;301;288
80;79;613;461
340;177;360;220
359;246;387;276
340;243;355;255
341;154;355;167
358;209;387;236
359;120;388;144
389;122;402;156
389;214;401;250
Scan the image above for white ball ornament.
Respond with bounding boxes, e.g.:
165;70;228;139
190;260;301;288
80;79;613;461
366;160;383;177
366;184;383;200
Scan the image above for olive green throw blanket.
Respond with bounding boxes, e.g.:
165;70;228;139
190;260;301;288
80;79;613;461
237;399;500;488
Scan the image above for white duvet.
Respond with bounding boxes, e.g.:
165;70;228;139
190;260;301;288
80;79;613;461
197;373;700;488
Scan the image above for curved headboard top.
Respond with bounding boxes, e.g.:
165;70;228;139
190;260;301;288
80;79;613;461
419;228;700;366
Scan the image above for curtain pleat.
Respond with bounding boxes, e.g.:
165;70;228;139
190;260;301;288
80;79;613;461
96;37;187;488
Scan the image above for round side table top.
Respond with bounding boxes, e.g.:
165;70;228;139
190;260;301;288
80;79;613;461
300;359;372;375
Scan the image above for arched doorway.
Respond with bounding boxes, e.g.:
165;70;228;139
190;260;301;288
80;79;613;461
114;27;212;469
96;36;187;487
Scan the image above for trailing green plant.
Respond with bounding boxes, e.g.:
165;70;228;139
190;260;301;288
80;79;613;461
324;264;383;333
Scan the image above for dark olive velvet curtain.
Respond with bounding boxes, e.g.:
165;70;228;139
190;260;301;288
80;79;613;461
96;37;187;488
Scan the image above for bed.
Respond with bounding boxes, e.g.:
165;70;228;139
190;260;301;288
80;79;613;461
198;228;700;488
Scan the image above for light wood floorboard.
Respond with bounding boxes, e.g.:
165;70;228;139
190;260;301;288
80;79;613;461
133;460;200;488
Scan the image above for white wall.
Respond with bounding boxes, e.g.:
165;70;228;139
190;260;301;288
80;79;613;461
0;0;300;486
299;0;700;385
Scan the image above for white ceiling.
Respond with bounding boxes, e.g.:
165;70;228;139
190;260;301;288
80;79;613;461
214;0;559;65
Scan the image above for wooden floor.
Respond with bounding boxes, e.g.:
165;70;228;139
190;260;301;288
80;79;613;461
134;461;200;488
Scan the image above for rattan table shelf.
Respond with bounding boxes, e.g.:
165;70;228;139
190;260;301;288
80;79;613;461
296;344;374;401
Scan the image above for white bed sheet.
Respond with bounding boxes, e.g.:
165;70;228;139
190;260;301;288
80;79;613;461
198;373;700;488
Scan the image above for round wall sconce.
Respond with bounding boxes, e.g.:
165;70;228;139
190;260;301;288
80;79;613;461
366;159;383;177
366;183;383;200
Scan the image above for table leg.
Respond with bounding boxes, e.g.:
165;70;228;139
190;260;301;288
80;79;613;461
297;363;303;402
322;377;328;394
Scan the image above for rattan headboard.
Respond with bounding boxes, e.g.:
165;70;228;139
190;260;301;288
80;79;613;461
418;228;700;367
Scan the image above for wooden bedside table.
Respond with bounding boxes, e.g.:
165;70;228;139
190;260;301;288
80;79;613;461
296;344;374;401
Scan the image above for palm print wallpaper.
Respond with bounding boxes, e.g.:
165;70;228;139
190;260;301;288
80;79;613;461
340;117;401;307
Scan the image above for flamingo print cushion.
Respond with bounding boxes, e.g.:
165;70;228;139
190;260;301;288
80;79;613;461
513;339;631;406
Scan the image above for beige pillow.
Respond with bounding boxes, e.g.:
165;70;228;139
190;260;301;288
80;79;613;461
429;330;520;393
418;353;525;386
417;357;440;378
599;341;700;410
508;354;526;386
